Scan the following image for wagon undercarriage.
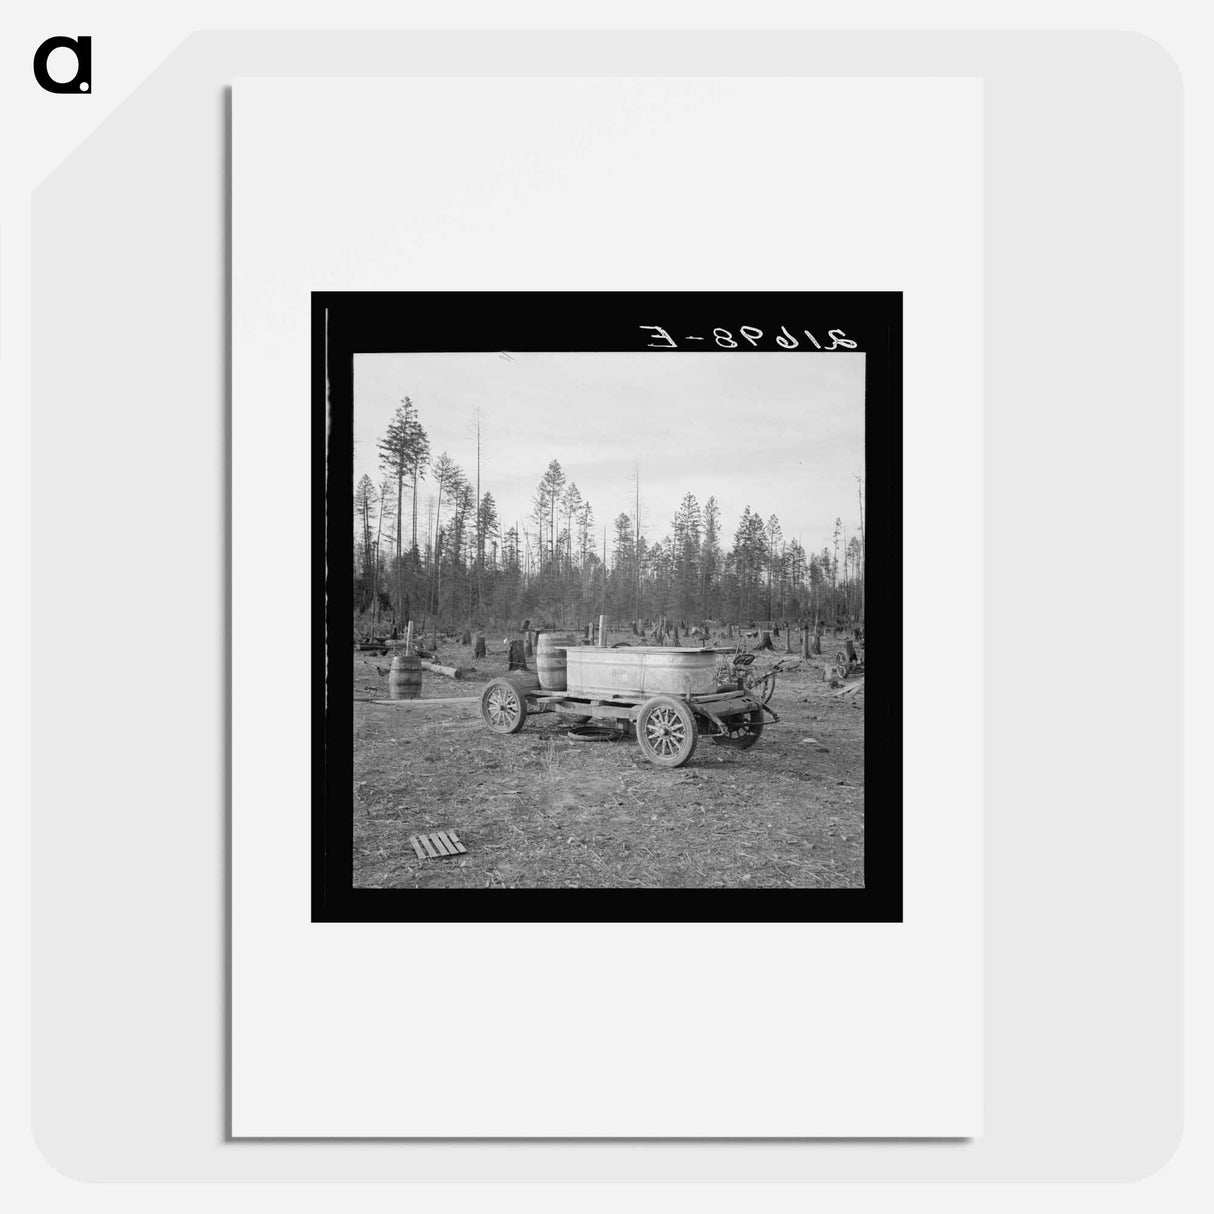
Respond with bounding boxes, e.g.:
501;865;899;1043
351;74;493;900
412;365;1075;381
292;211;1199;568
480;678;779;768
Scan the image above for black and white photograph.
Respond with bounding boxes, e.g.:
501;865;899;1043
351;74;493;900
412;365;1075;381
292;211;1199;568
316;291;902;921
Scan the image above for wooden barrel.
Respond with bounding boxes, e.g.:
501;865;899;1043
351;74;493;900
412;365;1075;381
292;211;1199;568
388;653;422;700
535;631;577;691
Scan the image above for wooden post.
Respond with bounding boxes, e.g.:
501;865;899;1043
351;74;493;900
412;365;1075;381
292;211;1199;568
525;630;534;658
405;620;414;656
598;615;606;647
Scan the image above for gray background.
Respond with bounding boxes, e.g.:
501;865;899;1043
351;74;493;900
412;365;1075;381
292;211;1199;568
31;31;1181;1181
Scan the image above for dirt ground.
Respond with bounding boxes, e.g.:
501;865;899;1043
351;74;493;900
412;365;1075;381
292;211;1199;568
352;631;864;889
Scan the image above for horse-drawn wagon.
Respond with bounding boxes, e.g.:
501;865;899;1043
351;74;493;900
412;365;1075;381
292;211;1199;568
478;643;779;768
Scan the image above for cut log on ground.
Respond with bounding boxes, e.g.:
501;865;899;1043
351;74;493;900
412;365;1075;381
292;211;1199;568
420;660;462;679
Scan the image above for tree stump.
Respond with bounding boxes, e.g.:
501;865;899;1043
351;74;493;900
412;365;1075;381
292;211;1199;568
811;630;822;656
672;625;680;645
525;631;534;658
473;635;486;659
461;630;472;645
754;630;773;651
507;639;528;671
844;638;857;663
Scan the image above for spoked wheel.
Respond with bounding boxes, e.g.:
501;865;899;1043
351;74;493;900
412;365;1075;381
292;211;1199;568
711;708;765;750
743;669;777;705
835;652;850;678
635;695;698;768
481;678;528;734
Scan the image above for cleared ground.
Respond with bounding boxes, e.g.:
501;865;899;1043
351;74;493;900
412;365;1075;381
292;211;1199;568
352;632;864;889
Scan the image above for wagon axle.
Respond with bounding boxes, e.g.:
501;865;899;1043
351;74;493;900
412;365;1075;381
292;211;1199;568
478;679;777;768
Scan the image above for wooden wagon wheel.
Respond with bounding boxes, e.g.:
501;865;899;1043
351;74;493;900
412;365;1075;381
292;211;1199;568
835;651;850;678
480;678;528;734
711;708;765;750
743;668;777;705
635;695;698;768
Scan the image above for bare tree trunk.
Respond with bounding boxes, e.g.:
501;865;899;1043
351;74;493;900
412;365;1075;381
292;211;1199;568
411;469;418;568
395;474;404;624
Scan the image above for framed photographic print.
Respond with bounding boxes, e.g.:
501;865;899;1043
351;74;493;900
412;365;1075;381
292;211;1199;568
317;290;901;923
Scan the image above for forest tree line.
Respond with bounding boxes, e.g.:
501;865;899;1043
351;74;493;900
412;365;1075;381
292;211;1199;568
354;398;865;636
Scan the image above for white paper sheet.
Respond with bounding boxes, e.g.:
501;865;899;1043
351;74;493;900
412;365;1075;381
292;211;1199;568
232;75;982;1137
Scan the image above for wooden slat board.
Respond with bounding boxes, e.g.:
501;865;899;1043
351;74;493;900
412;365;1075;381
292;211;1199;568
409;831;468;859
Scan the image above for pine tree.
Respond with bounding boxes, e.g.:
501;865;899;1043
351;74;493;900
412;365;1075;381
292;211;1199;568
428;453;466;624
353;473;376;596
765;514;783;620
541;460;567;568
377;397;429;621
672;492;702;619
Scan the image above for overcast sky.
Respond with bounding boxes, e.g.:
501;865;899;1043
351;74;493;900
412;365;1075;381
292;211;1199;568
353;351;865;561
